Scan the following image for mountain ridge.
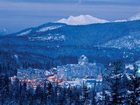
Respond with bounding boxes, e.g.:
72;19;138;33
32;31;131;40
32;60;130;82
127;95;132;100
5;19;140;37
0;19;140;74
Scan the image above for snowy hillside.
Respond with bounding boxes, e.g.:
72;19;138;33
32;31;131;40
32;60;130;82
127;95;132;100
16;23;66;37
101;32;140;50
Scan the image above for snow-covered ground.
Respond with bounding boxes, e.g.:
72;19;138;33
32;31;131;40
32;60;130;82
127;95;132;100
37;25;64;32
28;34;65;41
101;34;140;50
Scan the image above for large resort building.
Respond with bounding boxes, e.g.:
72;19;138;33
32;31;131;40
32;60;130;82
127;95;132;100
55;55;104;81
47;55;105;88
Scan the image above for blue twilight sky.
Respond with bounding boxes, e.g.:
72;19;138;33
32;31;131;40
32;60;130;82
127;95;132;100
0;0;140;33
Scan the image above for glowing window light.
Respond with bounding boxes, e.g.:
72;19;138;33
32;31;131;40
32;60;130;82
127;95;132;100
137;68;140;74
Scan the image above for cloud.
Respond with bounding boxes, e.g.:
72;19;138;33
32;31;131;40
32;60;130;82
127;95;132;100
0;0;140;4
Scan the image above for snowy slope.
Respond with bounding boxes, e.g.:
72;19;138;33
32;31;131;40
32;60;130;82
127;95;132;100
101;32;140;50
36;25;64;32
15;23;66;37
17;29;32;36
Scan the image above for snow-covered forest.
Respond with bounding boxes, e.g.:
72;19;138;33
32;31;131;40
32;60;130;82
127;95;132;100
0;60;140;105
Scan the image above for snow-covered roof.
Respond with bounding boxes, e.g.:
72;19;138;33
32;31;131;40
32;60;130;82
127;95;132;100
78;55;89;65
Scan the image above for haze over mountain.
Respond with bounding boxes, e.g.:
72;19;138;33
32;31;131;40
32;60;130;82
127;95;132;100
0;28;7;35
0;0;140;33
129;13;140;21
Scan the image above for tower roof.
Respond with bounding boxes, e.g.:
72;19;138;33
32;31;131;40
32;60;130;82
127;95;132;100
78;55;89;65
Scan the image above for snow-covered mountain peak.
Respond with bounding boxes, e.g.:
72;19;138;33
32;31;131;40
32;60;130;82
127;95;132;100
0;28;8;35
129;13;140;21
57;15;109;25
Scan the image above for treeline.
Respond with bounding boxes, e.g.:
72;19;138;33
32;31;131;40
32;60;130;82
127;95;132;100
0;61;140;105
103;61;140;105
0;50;17;76
0;50;79;76
0;75;100;105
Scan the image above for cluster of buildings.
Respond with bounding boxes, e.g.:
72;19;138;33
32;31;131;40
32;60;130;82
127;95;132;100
14;55;105;88
15;68;47;89
17;68;46;80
